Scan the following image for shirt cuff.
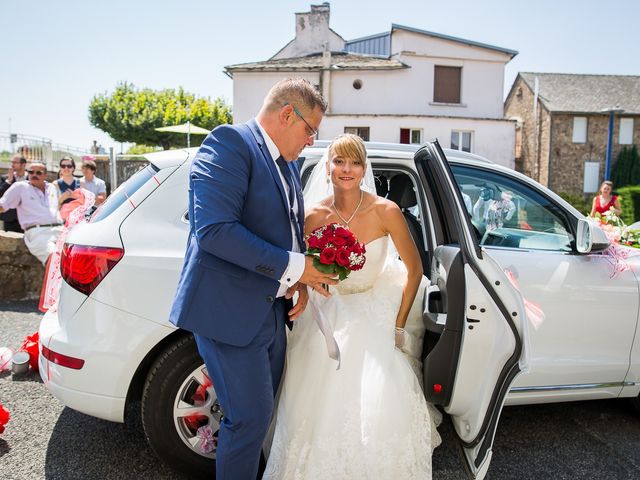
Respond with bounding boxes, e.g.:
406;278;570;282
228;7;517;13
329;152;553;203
279;251;305;288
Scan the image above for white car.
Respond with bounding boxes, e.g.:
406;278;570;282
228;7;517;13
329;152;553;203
39;141;640;479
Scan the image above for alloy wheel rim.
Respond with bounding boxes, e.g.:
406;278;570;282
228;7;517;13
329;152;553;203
173;364;221;459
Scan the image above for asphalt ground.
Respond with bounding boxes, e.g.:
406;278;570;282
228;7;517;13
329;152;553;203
1;300;639;479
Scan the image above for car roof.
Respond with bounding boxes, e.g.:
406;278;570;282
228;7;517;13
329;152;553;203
151;140;494;170
301;140;494;166
144;148;191;169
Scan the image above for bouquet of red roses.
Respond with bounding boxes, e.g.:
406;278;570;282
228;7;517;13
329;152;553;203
306;223;366;281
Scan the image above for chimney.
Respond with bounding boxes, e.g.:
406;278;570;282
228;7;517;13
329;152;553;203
293;3;331;56
272;3;344;60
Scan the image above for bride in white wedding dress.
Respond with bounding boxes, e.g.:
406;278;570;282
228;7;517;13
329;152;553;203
263;134;441;479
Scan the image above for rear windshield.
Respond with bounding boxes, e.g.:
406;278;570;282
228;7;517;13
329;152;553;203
89;164;159;223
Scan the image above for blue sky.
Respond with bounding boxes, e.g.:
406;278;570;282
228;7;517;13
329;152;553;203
1;0;638;150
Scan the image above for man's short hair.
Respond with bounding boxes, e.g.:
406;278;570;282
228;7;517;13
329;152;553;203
82;159;97;171
263;78;327;114
28;162;46;171
11;155;27;164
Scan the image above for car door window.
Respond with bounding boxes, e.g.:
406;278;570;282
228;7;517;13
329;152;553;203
451;165;572;252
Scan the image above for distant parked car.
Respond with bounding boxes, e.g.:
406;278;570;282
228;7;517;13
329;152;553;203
39;141;639;479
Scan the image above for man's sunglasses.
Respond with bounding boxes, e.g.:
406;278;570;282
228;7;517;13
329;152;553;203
60;164;74;169
28;170;45;176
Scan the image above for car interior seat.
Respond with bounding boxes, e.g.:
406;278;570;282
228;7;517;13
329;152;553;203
387;174;425;253
374;174;389;198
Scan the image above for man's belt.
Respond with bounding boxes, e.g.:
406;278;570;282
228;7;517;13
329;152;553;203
24;223;62;231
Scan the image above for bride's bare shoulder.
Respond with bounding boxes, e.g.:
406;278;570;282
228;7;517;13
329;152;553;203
305;197;333;233
371;195;402;218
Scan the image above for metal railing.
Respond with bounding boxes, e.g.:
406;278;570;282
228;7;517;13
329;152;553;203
0;133;151;193
0;132;92;172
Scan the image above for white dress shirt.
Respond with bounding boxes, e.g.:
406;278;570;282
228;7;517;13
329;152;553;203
0;181;60;229
256;122;305;297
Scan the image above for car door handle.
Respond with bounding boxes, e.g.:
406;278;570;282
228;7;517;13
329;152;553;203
426;284;446;314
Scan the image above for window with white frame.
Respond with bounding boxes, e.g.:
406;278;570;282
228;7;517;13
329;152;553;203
619;118;634;145
344;127;370;141
451;131;472;152
400;128;422;144
572;117;588;143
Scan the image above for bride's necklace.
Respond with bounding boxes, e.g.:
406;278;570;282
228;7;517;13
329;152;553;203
331;190;364;228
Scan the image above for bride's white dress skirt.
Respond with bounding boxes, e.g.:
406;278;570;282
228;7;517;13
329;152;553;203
264;237;442;480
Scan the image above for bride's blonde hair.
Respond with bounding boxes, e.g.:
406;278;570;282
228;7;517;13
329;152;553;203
328;134;367;168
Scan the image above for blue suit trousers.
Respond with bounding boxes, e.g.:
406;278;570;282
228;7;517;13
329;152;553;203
194;298;287;479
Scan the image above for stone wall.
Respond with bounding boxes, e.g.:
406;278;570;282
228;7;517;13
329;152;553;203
549;114;640;194
0;231;44;301
504;76;552;186
506;76;640;196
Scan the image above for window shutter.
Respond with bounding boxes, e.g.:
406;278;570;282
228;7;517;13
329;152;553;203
619;118;634;145
400;128;410;144
434;66;461;103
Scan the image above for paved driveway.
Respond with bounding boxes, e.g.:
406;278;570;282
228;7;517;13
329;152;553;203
1;301;639;479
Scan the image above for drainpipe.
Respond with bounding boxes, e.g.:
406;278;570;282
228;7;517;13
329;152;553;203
321;45;331;115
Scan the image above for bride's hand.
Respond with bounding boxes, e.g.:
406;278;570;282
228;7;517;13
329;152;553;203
394;327;407;349
286;283;309;321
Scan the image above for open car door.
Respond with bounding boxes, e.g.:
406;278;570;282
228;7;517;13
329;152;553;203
415;141;529;479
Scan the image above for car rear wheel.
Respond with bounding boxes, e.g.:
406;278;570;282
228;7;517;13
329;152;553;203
141;335;220;479
632;394;640;415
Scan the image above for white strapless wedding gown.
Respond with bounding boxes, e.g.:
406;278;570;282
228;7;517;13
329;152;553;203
263;236;442;480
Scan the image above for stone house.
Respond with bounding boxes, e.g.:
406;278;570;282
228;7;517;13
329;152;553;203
225;3;518;168
504;72;640;195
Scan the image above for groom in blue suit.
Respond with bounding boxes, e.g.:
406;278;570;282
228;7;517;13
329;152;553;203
170;78;336;479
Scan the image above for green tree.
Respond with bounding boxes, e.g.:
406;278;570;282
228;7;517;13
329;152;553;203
612;145;640;188
126;144;163;155
89;82;232;150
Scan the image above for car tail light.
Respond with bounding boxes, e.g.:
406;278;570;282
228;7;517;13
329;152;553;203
61;243;124;295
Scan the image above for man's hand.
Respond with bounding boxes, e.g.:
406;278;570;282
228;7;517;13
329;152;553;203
299;256;338;297
6;168;14;184
285;283;309;321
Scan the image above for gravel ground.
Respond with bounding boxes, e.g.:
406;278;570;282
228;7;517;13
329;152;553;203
1;300;639;479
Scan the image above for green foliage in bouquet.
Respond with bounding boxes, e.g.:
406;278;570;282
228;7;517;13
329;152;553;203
307;253;352;281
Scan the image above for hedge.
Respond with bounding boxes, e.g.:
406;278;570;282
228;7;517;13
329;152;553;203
616;185;640;225
557;192;591;216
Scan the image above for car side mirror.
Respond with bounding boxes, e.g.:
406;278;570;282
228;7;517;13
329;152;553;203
576;218;610;253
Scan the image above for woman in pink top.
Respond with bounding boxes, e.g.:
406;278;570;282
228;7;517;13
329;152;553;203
590;180;621;216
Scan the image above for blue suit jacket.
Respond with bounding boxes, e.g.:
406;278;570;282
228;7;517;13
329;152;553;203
169;119;305;346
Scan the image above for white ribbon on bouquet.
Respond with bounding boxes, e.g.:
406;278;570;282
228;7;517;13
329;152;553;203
308;291;341;370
